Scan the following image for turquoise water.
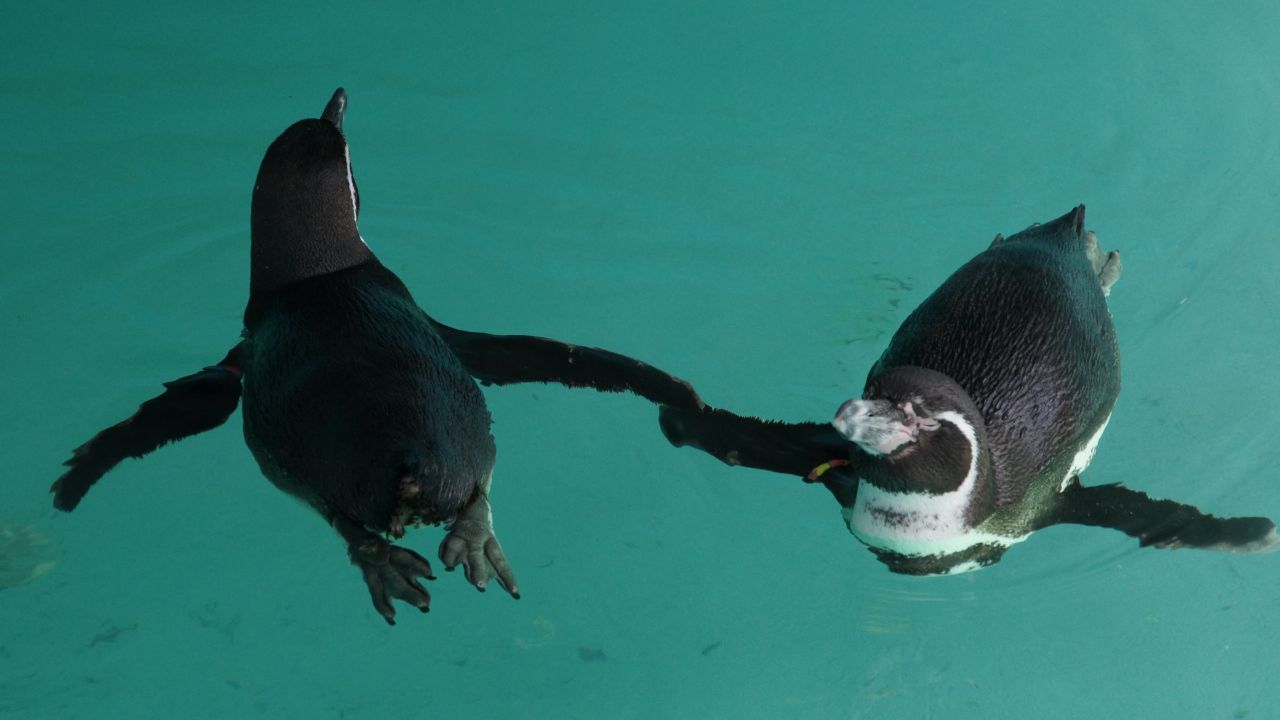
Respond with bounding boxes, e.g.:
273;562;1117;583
5;2;1280;718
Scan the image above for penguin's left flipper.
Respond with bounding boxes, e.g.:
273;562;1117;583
660;405;850;475
426;316;704;410
51;341;248;512
1047;477;1278;553
658;404;860;505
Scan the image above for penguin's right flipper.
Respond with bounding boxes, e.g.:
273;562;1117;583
659;404;857;482
426;317;703;410
1046;478;1278;553
51;342;248;511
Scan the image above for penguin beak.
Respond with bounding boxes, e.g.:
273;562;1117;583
322;87;347;132
834;399;910;455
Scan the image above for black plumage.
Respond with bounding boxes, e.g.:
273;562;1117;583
661;206;1275;573
53;89;701;623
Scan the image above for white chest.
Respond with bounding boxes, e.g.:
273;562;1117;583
1059;414;1111;491
842;410;1026;572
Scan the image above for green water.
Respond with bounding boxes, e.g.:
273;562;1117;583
5;2;1280;718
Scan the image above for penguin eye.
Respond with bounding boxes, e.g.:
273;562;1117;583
862;402;892;418
900;400;938;431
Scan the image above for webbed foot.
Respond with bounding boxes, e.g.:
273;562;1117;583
348;537;435;625
439;493;520;598
1084;230;1122;296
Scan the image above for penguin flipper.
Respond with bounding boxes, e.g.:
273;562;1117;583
426;316;703;410
1047;478;1278;553
51;342;248;511
659;404;857;489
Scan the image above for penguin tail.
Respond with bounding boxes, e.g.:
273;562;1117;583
1002;204;1087;248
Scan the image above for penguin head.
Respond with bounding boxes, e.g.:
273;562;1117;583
834;366;992;499
249;87;374;300
832;397;938;457
832;366;1000;571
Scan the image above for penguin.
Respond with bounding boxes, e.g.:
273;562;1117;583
52;88;702;623
660;206;1276;574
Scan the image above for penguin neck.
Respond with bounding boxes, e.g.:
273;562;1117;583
851;410;997;537
247;188;374;301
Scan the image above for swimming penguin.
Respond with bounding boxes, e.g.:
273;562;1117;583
52;88;702;623
660;206;1276;574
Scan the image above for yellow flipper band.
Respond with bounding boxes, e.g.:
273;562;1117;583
806;458;850;482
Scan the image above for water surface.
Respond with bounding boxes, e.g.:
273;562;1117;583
4;3;1280;718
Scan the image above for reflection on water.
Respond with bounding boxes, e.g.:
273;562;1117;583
0;523;56;591
6;2;1280;719
839;270;916;345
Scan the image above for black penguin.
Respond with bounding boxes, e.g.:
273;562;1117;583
660;206;1276;574
52;88;702;623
